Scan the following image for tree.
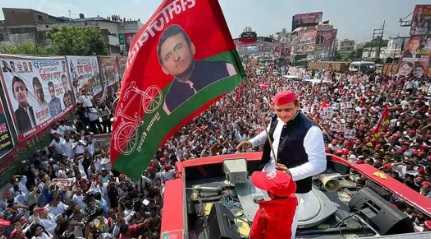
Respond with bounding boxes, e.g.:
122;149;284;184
0;42;55;56
48;26;108;55
352;48;364;60
363;38;388;48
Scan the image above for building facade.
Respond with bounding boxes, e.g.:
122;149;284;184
0;8;141;55
337;39;355;52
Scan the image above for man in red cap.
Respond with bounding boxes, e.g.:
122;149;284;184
237;90;327;238
249;170;297;239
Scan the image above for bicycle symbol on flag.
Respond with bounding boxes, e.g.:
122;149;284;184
113;82;163;155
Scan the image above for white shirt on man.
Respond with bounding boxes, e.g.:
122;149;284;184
249;117;326;181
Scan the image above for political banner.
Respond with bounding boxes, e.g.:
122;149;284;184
398;57;429;78
125;33;136;53
99;56;120;88
0;55;74;141
294;28;317;54
410;5;431;36
66;56;102;99
118;56;127;80
318;29;337;49
402;36;431;58
0;100;14;157
292;12;322;31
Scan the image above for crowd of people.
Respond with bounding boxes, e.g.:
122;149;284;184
0;55;431;237
0;93;163;238
158;57;431;230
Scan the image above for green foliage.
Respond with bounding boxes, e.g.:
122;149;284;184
0;42;56;56
48;26;108;55
335;48;364;61
363;39;388;48
352;48;364;61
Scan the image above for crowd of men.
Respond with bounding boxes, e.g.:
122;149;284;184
0;95;163;238
0;56;430;237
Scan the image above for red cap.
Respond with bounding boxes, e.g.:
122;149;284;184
251;170;296;197
383;163;392;170
272;91;297;106
422;181;431;188
335;149;344;155
34;207;47;214
425;220;431;230
418;166;426;175
341;148;350;155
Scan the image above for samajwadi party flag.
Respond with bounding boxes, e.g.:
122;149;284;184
110;0;245;180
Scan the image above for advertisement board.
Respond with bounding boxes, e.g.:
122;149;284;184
0;55;74;140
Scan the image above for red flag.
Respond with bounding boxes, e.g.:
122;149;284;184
111;0;245;179
258;83;270;90
372;105;389;134
371;105;390;144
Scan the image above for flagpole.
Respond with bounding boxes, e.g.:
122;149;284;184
262;97;279;164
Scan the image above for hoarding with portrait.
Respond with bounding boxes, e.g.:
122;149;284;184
292;12;323;31
318;29;337;49
0;55;74;141
118;56;127;81
402;35;431;58
99;56;120;88
410;5;431;36
294;28;318;54
66;56;101;99
398;57;429;78
0;100;14;157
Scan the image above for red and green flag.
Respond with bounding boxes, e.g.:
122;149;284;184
371;104;390;143
110;0;245;180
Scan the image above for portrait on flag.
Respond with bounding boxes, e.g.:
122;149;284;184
111;0;245;179
158;24;237;114
0;55;74;140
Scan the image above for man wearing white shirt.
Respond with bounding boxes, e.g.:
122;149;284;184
46;194;68;219
237;91;326;239
49;133;65;156
33;207;57;235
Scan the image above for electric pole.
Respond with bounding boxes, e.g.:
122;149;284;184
372;20;385;62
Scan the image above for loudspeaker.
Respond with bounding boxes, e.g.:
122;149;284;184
365;180;391;200
207;203;241;239
349;187;413;235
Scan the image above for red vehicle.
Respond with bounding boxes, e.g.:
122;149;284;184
161;153;431;239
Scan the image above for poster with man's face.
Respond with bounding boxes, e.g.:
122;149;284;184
398;57;429;78
0;55;74;140
292;12;323;31
118;56;127;80
99;56;120;87
66;56;101;99
410;5;431;36
156;24;238;115
403;36;431;58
